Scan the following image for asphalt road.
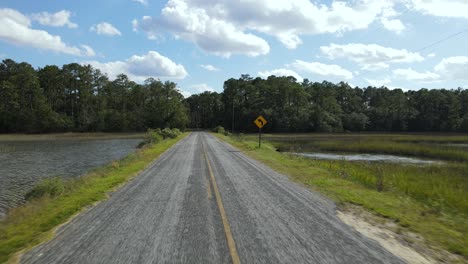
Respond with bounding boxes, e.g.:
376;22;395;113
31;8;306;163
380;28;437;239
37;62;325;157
22;132;404;264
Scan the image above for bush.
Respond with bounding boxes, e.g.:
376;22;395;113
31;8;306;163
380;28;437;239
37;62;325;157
161;128;178;139
144;127;182;146
171;128;181;136
224;130;231;136
213;126;225;134
25;177;66;201
146;128;164;144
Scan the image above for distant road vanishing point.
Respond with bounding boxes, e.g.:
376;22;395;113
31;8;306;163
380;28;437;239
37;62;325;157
22;132;404;264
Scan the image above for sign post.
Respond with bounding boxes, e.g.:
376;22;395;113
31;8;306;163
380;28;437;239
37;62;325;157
254;115;267;148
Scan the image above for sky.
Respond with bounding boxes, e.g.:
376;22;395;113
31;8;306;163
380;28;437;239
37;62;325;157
1;0;468;97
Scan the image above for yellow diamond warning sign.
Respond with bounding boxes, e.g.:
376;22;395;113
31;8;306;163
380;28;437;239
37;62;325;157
254;115;267;129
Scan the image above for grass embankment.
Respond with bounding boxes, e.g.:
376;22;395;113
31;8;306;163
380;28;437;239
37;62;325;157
0;132;188;263
214;133;468;260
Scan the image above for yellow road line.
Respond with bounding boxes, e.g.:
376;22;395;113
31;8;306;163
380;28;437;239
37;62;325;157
206;177;212;199
202;142;241;264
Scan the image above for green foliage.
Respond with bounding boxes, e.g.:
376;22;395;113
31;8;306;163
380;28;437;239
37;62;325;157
184;75;468;133
25;177;66;201
146;128;164;144
0;59;188;133
213;126;225;134
145;128;182;145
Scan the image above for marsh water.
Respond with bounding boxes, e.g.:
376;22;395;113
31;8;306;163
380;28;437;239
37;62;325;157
0;138;142;218
289;152;442;165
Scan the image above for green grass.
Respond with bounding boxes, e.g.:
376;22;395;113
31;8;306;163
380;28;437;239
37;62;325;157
0;133;187;263
214;133;468;260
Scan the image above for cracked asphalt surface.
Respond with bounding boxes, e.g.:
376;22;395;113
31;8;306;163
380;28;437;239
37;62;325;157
21;132;404;264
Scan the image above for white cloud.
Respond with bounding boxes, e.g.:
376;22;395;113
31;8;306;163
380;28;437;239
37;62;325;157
84;51;187;82
407;0;468;19
321;43;424;70
258;68;303;82
178;89;192;98
366;78;392;87
80;45;96;57
200;64;220;71
133;0;400;55
393;68;440;82
31;10;78;28
291;60;353;80
133;0;148;5
131;19;139;32
434;56;468;80
191;83;215;93
428;53;436;58
90;22;122;36
380;17;405;33
134;0;270;57
0;8;94;57
380;7;405;33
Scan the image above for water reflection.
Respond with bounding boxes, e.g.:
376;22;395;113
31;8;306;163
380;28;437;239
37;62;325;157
288;152;443;165
0;138;142;218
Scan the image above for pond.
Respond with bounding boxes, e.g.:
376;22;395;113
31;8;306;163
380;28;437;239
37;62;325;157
288;152;443;165
0;138;142;218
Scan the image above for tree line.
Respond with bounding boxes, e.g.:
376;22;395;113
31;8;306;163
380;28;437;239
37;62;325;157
1;59;468;133
185;75;468;132
0;59;187;133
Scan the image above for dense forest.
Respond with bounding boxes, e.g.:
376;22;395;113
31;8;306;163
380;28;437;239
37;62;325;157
1;59;468;133
187;75;468;132
0;59;187;133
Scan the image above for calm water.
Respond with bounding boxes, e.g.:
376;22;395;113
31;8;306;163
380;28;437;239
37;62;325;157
0;138;142;218
288;152;442;165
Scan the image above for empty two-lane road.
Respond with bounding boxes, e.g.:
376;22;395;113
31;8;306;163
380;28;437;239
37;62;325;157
22;132;404;264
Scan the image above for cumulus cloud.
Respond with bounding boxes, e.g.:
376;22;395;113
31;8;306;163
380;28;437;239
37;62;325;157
366;78;392;87
84;51;187;82
380;17;405;33
393;68;440;82
200;64;220;71
90;22;122;36
178;89;192;98
258;68;303;82
133;0;148;5
380;7;405;33
407;0;468;19
133;0;402;55
134;0;270;57
0;8;94;56
191;83;215;93
434;56;468;80
31;10;78;28
80;45;96;57
321;43;424;70
291;60;353;80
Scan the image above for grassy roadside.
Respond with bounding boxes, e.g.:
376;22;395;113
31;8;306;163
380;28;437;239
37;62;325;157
213;133;467;261
0;133;188;263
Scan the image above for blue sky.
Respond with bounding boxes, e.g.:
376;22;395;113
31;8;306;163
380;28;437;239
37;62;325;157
1;0;467;96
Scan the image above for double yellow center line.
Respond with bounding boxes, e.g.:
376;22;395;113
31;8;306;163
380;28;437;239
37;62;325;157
202;142;240;264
